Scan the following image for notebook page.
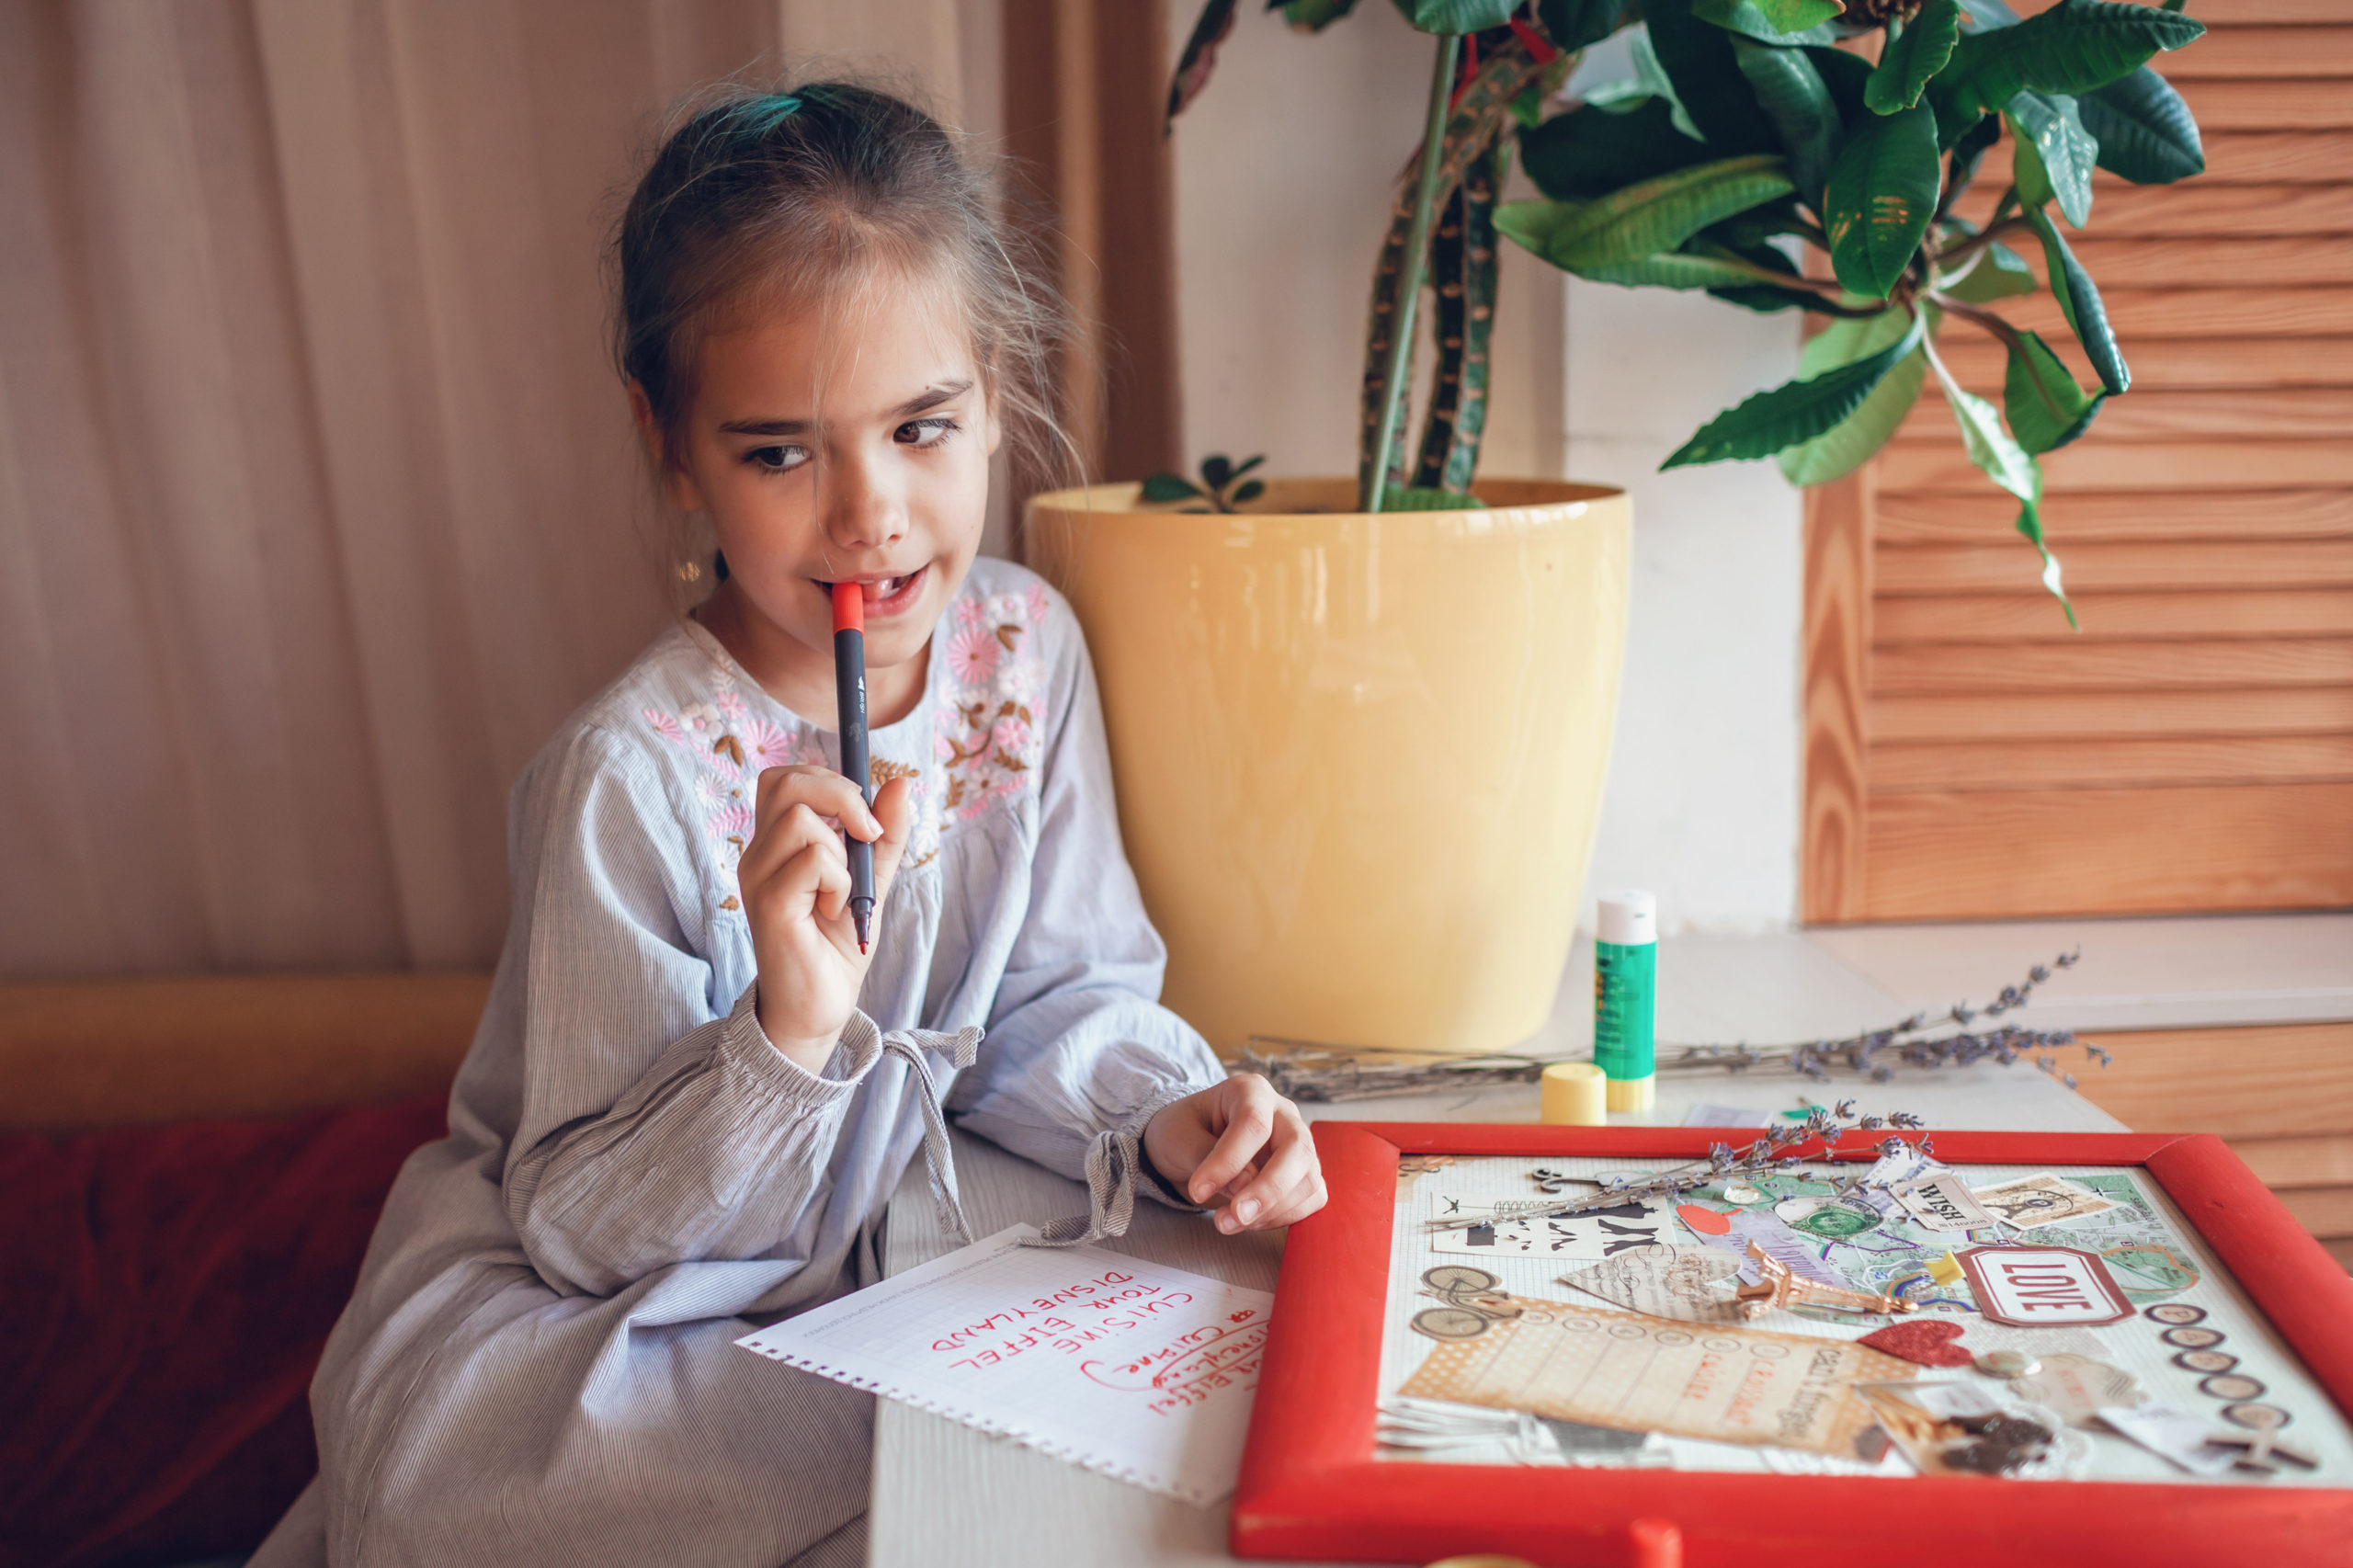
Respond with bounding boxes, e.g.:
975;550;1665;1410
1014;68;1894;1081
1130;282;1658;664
735;1224;1271;1506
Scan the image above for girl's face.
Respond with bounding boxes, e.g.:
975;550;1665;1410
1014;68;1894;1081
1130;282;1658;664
646;266;999;700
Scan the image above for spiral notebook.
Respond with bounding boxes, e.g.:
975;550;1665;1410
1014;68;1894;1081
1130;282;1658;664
735;1224;1272;1506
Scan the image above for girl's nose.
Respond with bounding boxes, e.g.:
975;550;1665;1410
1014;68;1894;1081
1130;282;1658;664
821;455;909;553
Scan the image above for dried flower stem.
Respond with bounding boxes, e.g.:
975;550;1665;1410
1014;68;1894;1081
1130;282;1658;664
1238;950;2107;1103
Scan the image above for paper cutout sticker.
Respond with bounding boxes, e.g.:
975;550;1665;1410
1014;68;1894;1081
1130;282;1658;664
1968;1173;2120;1231
1858;1318;1974;1368
1961;1245;2133;1327
1558;1244;1745;1324
2011;1353;2148;1427
1893;1173;1999;1233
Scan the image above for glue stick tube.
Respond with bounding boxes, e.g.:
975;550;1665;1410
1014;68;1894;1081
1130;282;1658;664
1594;891;1657;1113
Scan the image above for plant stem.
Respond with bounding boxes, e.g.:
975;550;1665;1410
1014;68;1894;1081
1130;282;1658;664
1363;31;1462;514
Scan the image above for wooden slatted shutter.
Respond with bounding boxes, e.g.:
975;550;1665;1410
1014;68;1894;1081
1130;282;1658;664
1804;0;2353;923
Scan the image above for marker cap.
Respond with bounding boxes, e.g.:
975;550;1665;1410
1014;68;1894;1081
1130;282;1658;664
830;580;865;634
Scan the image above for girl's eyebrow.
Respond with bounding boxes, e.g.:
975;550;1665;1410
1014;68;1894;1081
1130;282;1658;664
718;381;974;437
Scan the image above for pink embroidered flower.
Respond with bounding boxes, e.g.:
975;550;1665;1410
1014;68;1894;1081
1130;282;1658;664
1025;583;1051;624
644;708;686;745
947;625;1002;685
713;688;749;722
952;595;989;630
681;701;722;735
986;592;1027;624
709;802;756;841
992;715;1033;758
742;717;799;770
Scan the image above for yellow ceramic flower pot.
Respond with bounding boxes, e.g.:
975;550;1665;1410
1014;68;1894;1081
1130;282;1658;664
1027;477;1631;1057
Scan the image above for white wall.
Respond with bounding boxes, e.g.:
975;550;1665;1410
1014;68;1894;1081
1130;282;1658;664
1165;15;1804;934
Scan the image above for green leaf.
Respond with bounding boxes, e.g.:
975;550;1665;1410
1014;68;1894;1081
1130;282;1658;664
1664;311;1927;467
1824;102;1941;299
1866;0;1962;113
1408;0;1518;31
1201;454;1235;488
2004;328;2104;453
2014;499;2077;623
1631;28;1707;142
1804;44;1873;124
1937;0;2204;123
1692;0;1839;43
1777;308;1931;483
1946;109;2004;194
1574;248;1790;289
1519;97;1708;200
1539;0;1631;51
1732;37;1840;205
2078;66;2204;184
1510;82;1546;128
1141;472;1207;502
2028;206;2129;392
1280;0;1362;28
1231;479;1267;504
1166;0;1239;124
1927;342;2041;504
1497;154;1795;269
1380;483;1489;510
2007;90;2098;228
1228;454;1267;482
1940;238;2036;301
1645;0;1781;153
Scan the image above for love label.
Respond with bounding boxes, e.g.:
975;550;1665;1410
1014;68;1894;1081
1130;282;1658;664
1960;1245;2132;1327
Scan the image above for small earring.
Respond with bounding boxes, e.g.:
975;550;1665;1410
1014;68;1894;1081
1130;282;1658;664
676;560;703;583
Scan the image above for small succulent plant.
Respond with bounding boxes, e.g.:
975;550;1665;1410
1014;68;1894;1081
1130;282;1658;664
1141;452;1269;513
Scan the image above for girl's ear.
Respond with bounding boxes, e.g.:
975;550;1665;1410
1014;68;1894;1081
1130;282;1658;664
628;380;709;513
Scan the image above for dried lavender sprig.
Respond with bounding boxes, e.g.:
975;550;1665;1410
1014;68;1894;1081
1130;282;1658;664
1237;950;2102;1101
1434;1101;1927;1227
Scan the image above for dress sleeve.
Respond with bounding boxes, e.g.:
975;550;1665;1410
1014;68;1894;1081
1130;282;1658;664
498;726;883;1298
944;615;1228;1243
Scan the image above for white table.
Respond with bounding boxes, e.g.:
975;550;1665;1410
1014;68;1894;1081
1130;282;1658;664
869;938;2131;1568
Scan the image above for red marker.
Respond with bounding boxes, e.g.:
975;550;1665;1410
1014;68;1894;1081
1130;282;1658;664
830;582;875;953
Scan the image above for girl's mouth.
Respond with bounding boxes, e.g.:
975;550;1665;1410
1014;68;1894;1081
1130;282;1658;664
822;564;928;618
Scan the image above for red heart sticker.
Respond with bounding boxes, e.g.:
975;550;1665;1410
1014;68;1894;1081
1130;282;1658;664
1858;1318;1973;1368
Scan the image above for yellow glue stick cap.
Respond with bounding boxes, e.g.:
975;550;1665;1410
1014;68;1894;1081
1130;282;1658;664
1541;1062;1608;1126
1605;1074;1654;1114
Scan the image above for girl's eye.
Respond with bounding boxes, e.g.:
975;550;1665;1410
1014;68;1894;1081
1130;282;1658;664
896;417;959;449
746;444;810;474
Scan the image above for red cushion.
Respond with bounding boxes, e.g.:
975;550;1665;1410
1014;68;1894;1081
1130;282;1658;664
0;1094;446;1568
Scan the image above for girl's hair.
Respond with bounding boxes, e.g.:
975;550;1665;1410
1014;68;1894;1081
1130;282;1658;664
611;81;1073;572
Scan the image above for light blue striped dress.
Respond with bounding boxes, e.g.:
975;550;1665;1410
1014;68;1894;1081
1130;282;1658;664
252;559;1224;1568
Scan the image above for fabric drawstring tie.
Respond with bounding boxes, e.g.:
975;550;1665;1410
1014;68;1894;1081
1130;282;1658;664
1023;1130;1145;1249
881;1026;983;1246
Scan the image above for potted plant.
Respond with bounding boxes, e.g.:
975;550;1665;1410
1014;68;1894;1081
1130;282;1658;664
1029;0;2205;1056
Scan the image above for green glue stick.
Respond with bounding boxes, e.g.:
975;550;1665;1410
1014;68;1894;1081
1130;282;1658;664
1593;890;1657;1114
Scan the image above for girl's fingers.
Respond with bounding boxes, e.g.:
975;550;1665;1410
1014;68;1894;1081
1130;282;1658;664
869;775;916;900
739;802;846;903
754;764;881;841
772;835;853;923
1218;1111;1319;1233
1184;1087;1279;1207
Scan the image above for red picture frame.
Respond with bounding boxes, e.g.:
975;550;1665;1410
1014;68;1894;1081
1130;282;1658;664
1233;1124;2353;1567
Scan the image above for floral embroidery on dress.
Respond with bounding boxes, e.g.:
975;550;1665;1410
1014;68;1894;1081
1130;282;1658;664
932;582;1051;828
639;580;1047;911
642;662;832;914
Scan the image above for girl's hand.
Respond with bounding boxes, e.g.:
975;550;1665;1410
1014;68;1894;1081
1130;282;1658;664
739;765;913;1071
1142;1075;1325;1235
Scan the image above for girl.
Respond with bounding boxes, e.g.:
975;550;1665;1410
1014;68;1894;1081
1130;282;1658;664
253;84;1324;1568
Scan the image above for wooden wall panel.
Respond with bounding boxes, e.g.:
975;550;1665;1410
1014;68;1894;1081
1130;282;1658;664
1860;783;2353;917
2072;1023;2353;1264
1798;10;2353;925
